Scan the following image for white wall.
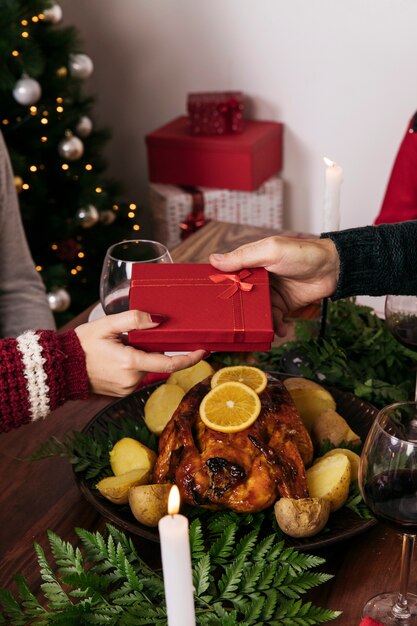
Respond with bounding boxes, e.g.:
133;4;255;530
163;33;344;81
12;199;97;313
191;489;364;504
61;0;417;237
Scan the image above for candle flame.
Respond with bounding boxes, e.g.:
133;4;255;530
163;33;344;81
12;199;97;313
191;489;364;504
167;485;180;515
323;157;336;167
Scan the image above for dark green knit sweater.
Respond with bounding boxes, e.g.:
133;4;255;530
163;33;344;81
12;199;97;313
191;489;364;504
321;221;417;300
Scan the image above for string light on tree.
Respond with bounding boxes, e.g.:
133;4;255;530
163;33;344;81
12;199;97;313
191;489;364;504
69;53;94;79
58;132;84;161
13;76;42;105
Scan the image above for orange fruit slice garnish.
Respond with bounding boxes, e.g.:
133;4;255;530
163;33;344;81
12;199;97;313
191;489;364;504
199;381;262;433
211;365;268;394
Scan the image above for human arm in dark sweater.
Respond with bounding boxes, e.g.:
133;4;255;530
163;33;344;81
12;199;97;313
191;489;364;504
321;220;417;299
209;220;417;336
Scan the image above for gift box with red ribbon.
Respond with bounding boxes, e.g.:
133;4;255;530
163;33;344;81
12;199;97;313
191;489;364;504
187;91;245;135
145;116;283;191
128;263;274;352
150;175;284;250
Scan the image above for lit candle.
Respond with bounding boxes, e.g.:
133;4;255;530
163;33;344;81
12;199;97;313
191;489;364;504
323;157;343;232
158;485;196;626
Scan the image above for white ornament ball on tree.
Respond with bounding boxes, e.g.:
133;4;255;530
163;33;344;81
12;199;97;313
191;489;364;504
47;288;71;313
69;53;94;80
76;115;93;137
58;134;84;161
76;204;100;228
43;3;63;24
13;77;42;106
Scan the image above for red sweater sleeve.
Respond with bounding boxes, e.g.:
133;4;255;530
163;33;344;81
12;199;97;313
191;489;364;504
0;329;89;432
375;114;417;224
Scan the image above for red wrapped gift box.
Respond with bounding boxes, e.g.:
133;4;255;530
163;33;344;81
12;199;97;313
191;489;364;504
187;91;244;135
128;263;274;352
145;116;283;191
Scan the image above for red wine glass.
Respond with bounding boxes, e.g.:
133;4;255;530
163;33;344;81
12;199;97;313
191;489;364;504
385;295;417;401
359;401;417;623
100;239;173;315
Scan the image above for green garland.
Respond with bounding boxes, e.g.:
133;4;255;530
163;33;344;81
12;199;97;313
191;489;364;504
252;298;417;409
0;522;341;625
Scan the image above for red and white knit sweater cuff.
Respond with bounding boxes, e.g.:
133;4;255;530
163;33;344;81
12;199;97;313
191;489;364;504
0;329;90;432
16;330;51;421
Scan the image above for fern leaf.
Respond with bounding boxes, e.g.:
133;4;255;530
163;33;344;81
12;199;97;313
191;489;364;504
189;518;206;560
209;523;237;565
218;555;246;599
240;561;265;594
234;528;259;561
252;533;276;563
243;594;264;621
193;554;212;597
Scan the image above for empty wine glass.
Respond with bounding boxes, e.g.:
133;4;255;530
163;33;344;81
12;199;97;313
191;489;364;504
385;295;417;402
100;239;173;315
359;401;417;623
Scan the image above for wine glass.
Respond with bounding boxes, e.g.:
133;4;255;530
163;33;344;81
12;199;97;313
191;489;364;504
385;295;417;401
100;239;173;315
359;401;417;624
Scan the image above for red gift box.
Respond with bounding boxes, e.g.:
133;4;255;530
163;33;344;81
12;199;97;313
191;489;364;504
128;263;274;352
145;116;283;191
187;91;245;135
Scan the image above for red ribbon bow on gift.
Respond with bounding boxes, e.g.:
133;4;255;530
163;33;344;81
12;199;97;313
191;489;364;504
209;270;254;299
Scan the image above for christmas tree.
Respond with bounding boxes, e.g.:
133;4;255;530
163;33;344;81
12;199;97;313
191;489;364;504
0;0;139;324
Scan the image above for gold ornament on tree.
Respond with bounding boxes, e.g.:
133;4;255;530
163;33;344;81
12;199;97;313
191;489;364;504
14;176;23;193
56;66;68;78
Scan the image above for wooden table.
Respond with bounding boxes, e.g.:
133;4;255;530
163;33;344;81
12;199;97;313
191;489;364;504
0;221;410;624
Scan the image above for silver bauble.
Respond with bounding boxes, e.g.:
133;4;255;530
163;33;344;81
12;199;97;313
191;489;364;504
75;115;93;138
76;204;99;228
69;53;94;80
99;209;116;225
47;288;71;313
43;3;63;23
13;77;42;106
58;135;84;161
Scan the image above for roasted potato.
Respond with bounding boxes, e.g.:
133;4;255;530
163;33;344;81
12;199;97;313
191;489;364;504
306;453;351;512
144;383;185;435
96;467;151;504
274;497;331;538
283;377;336;431
312;408;361;449
128;483;172;527
317;447;361;481
109;437;157;476
166;360;214;393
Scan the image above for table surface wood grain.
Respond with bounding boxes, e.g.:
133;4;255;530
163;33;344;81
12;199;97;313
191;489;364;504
0;221;409;625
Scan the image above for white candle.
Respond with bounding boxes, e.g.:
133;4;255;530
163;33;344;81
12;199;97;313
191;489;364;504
323;157;343;232
158;485;196;626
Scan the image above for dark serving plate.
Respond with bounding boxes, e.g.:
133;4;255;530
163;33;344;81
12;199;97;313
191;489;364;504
76;374;378;550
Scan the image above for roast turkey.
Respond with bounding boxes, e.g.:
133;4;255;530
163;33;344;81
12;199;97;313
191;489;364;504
153;374;314;513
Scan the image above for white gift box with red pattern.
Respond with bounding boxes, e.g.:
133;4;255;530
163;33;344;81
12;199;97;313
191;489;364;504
150;174;284;250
